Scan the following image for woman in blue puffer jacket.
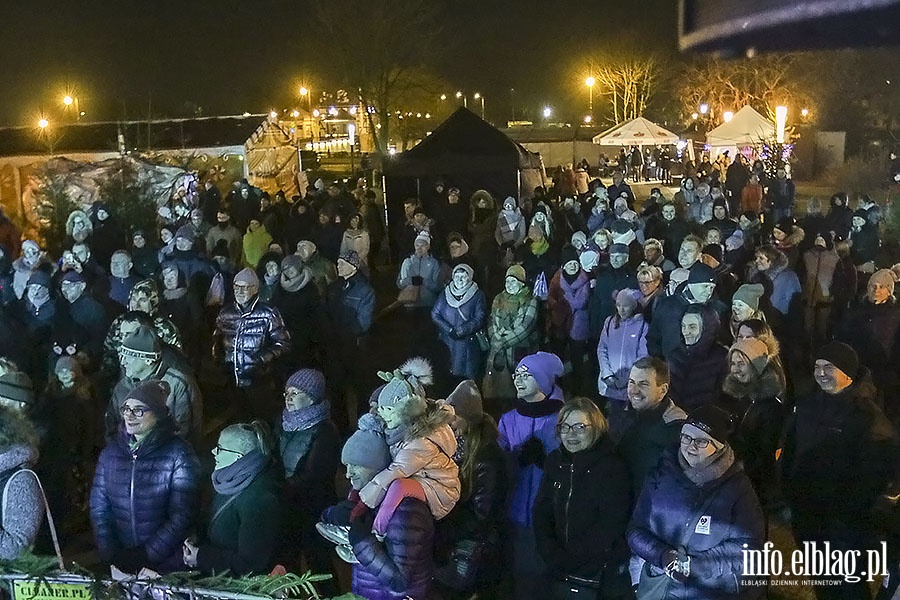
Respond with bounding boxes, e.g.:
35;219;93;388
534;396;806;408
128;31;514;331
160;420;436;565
90;379;201;573
628;405;765;599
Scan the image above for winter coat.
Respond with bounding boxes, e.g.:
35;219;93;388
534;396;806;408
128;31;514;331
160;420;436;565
131;246;160;280
241;225;273;269
610;398;686;496
498;401;562;527
109;360;202;440
360;423;461;520
518;244;559;292
397;254;441;307
277;419;340;519
0;445;43;560
836;300;900;407
325;273;375;339
352;497;435;600
646;292;690;359
748;251;801;316
206;224;243;264
90;426;201;572
61;294;108;357
0;217;22;260
214;296;291;387
589;265;637;337
668;308;728;412
340;229;371;265
719;364;787;495
597;314;648;400
780;368;899;524
534;438;632;582
826;203;853;240
800;247;839;305
166;250;216;290
766;177;795;210
196;464;281;575
628;448;766;600
740;183;764;214
303;253;336;298
432;285;487;379
850;223;879;266
91;219;126;269
108;275;139;309
271;275;323;359
646;217;690;262
548;271;591;342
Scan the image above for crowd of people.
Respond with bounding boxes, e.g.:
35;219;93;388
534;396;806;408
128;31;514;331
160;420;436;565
0;156;899;600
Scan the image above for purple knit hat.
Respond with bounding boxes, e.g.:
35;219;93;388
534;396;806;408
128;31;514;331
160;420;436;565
516;352;564;397
285;368;326;403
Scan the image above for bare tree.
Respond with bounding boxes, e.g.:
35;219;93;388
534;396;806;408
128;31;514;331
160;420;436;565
675;54;815;124
313;0;443;156
592;55;660;124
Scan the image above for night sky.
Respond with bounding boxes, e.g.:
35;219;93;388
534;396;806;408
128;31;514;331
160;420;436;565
0;0;677;127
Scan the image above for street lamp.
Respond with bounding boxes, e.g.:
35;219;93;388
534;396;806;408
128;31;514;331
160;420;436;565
456;91;467;108
801;108;810;118
775;105;788;143
473;92;485;119
299;86;310;111
585;76;595;115
38;118;49;129
543;106;552;119
62;94;81;120
723;110;734;123
699;103;709;115
584;115;592;124
440;94;447;101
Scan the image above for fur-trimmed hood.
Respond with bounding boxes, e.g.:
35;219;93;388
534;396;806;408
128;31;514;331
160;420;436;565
722;362;786;401
776;225;805;249
402;399;455;442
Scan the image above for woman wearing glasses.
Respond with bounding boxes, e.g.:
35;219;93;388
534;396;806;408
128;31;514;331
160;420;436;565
533;397;633;598
182;421;281;576
90;379;201;574
628;405;765;599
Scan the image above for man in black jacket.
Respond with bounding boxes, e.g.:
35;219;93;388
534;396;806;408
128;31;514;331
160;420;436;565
781;342;899;599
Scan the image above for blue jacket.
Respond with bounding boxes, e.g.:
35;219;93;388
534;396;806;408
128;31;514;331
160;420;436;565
352;497;435;600
326;273;375;338
431;286;487;379
589;265;637;337
90;426;201;572
628;449;765;599
397;254;441;307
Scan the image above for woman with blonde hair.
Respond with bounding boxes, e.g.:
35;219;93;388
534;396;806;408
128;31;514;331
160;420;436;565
534;397;632;598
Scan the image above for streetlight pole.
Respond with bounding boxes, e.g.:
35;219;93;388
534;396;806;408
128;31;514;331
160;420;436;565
474;93;485;119
585;77;595;117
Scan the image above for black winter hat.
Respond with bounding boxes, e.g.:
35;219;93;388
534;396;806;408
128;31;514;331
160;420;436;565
774;217;795;234
686;405;734;445
561;245;579;267
701;244;723;263
687;263;716;285
126;379;171;416
815;341;859;380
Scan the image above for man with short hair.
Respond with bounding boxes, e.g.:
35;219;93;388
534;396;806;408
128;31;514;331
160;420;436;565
780;342;899;599
108;324;202;440
58;270;108;358
206;211;243;265
108;250;138;310
214;267;291;420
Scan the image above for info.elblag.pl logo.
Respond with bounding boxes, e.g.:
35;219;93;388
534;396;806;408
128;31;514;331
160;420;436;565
742;542;889;584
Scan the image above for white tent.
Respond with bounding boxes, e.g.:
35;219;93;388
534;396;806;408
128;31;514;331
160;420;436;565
592;116;679;146
705;106;775;147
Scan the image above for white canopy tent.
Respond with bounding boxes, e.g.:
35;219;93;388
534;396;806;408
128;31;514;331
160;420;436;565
592;116;679;146
705;106;775;147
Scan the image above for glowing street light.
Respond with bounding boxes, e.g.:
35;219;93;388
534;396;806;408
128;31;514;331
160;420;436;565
584;115;592;124
585;76;595;114
38;118;49;129
299;86;308;96
543;106;552;119
440;94;447;101
723;111;734;123
62;94;81;119
269;110;278;119
801;108;810;118
455;91;467;108
699;103;709;115
473;92;485;119
691;112;699;120
63;95;73;106
775;105;788;143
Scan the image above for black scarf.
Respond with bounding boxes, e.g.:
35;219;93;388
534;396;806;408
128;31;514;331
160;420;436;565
514;397;563;418
211;450;268;495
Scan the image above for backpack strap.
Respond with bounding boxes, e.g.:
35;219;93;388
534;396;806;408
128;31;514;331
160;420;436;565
3;469;64;570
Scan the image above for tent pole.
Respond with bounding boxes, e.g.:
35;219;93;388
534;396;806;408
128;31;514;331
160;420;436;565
517;170;522;199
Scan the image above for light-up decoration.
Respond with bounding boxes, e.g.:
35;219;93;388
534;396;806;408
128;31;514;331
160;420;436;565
723;111;734;123
775;106;788;143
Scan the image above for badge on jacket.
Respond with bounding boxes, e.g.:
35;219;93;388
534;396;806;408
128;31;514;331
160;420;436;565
695;516;711;535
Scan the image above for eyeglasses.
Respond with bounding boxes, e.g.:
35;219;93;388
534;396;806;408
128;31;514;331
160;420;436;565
233;284;258;292
558;423;591;434
512;369;532;380
122;405;151;418
213;445;244;458
680;433;715;449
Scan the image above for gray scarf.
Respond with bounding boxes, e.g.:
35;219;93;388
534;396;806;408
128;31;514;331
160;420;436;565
444;280;478;308
678;444;735;486
211;450;268;495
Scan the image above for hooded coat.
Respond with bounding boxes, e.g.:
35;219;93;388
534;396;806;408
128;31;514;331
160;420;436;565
495;198;527;247
90;425;201;573
720;362;787;501
628;448;766;600
748;249;801;316
241;224;273;269
667;307;728;412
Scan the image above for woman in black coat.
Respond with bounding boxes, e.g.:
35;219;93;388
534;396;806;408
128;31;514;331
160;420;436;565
274;369;340;594
436;380;508;595
182;421;281;576
534;397;633;599
668;305;728;412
